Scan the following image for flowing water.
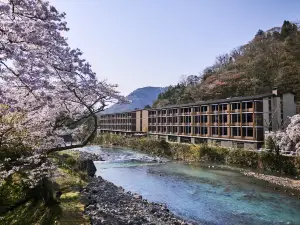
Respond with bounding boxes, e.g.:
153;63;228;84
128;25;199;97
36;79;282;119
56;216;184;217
80;146;300;225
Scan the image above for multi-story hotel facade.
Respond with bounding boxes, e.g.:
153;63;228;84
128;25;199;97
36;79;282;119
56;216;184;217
148;91;296;150
98;90;296;150
98;109;148;134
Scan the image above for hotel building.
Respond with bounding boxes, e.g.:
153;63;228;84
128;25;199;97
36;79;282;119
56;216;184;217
98;109;148;134
147;91;296;149
98;91;296;150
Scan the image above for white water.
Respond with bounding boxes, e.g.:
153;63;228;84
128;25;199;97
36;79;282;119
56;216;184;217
81;146;300;225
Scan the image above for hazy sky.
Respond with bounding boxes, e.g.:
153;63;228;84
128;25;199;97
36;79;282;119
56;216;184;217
50;0;299;95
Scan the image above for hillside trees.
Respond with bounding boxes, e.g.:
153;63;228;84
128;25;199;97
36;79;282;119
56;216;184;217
154;20;300;107
0;0;124;210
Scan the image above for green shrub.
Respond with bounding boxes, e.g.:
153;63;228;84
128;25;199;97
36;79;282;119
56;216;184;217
259;151;278;171
93;134;300;176
295;157;300;175
65;156;77;167
227;150;259;168
198;145;228;162
190;145;201;161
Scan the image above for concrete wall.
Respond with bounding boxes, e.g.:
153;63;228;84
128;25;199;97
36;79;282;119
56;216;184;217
263;97;270;133
272;97;281;131
283;93;296;127
221;140;233;148
207;139;213;146
244;142;257;150
191;137;195;144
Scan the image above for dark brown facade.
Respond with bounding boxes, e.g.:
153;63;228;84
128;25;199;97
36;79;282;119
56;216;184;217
98;110;148;134
148;92;296;149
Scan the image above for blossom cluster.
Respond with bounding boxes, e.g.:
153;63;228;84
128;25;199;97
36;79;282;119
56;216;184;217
266;114;300;154
0;153;56;188
0;0;125;152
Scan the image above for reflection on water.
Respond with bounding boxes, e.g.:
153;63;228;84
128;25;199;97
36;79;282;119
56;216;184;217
82;146;300;225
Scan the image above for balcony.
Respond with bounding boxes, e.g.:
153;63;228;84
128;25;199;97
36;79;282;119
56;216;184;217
243;108;254;112
244;136;254;140
242;122;254;126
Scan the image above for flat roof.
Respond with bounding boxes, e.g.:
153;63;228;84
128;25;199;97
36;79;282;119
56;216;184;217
99;109;144;116
150;93;274;110
99;91;293;115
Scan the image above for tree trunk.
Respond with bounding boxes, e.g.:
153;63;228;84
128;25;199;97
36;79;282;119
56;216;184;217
41;178;57;206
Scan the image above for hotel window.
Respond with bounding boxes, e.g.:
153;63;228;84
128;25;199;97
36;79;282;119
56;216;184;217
212;127;218;136
201;115;208;123
220;127;228;136
220;115;228;123
231;103;240;110
232;114;240;123
221;104;227;111
212;115;219;123
232;127;241;136
201;106;208;112
173;126;178;133
212;105;218;111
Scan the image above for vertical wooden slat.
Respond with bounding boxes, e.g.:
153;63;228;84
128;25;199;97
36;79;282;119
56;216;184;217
240;102;243;137
253;101;256;140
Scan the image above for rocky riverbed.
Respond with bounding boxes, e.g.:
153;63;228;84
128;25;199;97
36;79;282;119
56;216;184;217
81;176;193;225
243;171;300;192
76;150;104;161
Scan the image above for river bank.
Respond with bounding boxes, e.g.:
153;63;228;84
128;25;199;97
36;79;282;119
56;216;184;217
93;134;300;189
82;176;191;225
243;171;300;192
93;146;300;224
66;148;189;224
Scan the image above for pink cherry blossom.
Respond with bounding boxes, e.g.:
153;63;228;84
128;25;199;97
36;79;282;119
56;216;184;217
0;0;125;192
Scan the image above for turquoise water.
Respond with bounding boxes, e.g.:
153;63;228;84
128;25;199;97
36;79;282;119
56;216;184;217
81;146;300;225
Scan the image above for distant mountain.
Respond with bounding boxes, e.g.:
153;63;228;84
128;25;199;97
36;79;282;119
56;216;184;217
103;86;167;114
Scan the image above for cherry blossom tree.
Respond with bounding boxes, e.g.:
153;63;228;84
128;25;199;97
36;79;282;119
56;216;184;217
0;0;124;152
0;0;124;210
266;114;300;155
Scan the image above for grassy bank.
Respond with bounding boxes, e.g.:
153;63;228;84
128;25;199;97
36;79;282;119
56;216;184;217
94;133;300;177
1;151;89;225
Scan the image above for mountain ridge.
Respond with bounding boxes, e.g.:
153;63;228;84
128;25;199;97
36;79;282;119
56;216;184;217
103;86;166;114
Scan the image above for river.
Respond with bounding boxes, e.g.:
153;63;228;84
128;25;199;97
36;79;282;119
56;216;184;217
80;145;300;225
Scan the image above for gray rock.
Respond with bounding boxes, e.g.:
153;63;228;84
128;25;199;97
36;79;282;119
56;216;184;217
83;176;193;225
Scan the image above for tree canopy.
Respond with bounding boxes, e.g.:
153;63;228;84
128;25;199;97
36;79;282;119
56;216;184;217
0;0;124;210
0;0;124;152
153;21;300;107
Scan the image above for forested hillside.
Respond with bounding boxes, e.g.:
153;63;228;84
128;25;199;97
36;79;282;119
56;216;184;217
153;21;300;108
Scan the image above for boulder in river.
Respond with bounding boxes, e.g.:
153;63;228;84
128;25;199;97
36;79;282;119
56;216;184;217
78;159;97;177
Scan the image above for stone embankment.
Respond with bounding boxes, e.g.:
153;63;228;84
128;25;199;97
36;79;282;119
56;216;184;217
81;176;193;225
76;150;104;161
243;172;300;192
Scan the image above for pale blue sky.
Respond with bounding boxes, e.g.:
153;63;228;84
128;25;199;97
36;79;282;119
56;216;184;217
51;0;299;95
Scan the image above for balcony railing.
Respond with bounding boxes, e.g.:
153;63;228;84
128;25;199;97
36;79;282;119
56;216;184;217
242;108;254;112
